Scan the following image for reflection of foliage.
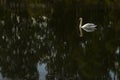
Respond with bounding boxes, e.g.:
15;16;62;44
0;1;120;80
46;1;120;79
0;9;55;79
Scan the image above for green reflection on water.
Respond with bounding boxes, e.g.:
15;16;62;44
0;1;120;80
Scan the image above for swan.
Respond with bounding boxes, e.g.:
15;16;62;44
79;17;97;37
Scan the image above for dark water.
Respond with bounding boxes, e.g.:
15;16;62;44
0;1;120;80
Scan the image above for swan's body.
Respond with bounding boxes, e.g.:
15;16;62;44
79;18;97;37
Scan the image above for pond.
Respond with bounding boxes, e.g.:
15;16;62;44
0;1;120;80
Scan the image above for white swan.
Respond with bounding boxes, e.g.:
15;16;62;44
79;17;97;37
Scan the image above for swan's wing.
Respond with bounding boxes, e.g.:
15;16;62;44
83;27;96;32
81;23;97;28
81;23;97;32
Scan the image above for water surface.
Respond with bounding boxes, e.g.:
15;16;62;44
0;1;120;80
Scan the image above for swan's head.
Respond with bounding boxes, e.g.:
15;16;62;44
79;17;82;21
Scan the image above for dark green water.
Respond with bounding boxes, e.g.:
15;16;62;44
0;1;120;80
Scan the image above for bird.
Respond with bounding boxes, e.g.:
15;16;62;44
79;17;97;37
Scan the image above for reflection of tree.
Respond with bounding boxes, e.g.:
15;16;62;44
0;1;120;80
46;2;120;80
0;8;55;79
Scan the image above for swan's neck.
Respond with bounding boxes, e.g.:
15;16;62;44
79;18;82;27
79;18;83;37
